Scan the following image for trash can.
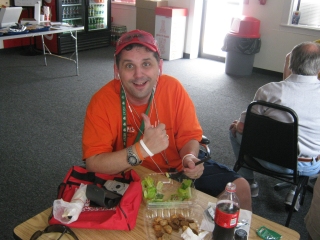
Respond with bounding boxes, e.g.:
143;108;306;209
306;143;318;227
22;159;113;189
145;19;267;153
222;16;261;76
155;7;188;60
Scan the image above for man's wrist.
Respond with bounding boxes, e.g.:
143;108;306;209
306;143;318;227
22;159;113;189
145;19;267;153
181;153;196;167
139;139;154;157
127;146;142;166
134;142;144;161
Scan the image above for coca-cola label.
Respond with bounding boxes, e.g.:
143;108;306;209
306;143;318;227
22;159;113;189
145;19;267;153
214;205;239;228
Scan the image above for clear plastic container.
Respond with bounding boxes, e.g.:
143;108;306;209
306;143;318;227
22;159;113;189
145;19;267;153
144;203;212;240
141;173;197;207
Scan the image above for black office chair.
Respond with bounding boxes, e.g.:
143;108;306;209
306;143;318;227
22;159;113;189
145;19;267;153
200;135;211;157
233;101;310;227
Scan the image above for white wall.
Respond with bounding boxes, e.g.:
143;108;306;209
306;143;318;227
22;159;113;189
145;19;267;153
111;2;136;32
242;0;319;72
111;0;320;72
170;0;320;72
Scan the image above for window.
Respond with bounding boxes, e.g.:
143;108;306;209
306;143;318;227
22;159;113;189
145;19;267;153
291;0;320;27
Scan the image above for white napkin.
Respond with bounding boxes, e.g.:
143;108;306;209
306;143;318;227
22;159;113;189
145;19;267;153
53;183;87;224
181;227;209;240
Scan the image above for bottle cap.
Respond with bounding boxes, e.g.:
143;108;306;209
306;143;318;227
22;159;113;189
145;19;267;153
234;229;247;240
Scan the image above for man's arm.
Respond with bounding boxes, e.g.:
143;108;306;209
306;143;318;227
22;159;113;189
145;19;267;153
86;150;131;175
86;113;169;175
179;139;204;179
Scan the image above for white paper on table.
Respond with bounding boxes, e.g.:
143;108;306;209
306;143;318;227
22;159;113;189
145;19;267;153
200;202;252;238
53;183;87;224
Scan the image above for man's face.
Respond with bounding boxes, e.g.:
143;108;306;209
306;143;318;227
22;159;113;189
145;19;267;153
115;46;163;105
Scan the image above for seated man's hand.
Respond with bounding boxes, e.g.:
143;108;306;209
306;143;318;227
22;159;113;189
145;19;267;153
229;120;244;136
182;155;204;179
229;120;238;137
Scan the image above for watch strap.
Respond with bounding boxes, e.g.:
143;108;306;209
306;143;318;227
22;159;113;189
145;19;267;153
127;146;142;166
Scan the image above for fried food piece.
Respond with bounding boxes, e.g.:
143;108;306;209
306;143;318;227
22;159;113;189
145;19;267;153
155;230;163;238
154;217;163;223
154;224;162;231
177;214;185;221
172;218;180;226
182;225;188;232
187;219;195;223
168;221;180;231
160;219;168;226
189;222;199;235
163;224;173;234
170;214;178;220
180;220;189;227
161;233;171;240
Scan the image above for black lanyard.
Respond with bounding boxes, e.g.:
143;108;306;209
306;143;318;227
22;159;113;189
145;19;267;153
121;87;154;148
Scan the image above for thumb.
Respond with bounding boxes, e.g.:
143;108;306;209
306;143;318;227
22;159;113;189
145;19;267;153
141;113;152;130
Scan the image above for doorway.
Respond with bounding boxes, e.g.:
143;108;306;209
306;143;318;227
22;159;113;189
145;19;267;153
200;0;242;61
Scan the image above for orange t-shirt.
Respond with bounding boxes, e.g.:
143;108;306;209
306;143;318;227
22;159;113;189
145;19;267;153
82;75;203;172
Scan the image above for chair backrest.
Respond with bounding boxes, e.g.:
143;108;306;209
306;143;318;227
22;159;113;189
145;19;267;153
238;101;299;181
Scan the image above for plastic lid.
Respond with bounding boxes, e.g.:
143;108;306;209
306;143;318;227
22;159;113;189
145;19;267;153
234;229;248;240
155;7;188;17
229;16;260;38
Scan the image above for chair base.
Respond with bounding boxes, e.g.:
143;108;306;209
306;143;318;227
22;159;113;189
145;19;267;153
274;182;291;191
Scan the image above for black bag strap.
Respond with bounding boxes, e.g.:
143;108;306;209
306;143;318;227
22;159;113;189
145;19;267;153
30;224;79;240
68;168;106;186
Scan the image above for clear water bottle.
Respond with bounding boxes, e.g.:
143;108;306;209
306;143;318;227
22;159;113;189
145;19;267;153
212;182;240;240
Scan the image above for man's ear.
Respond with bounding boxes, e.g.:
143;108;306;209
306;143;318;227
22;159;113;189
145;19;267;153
114;64;120;79
158;59;163;75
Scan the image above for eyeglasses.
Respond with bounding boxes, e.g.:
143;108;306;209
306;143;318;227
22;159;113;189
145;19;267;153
115;30;160;56
30;224;79;240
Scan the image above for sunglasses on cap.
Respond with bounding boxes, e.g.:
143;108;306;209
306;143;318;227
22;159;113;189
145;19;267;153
115;30;161;56
30;224;79;240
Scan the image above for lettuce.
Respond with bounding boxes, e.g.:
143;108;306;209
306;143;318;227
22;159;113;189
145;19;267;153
142;176;192;202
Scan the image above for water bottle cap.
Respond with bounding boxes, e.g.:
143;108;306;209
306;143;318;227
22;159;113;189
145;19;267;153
234;229;248;240
225;182;236;192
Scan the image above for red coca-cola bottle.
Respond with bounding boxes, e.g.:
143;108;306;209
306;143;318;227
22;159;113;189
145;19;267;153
212;182;240;240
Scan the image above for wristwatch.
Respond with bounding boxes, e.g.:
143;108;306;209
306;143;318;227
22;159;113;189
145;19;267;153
127;146;142;166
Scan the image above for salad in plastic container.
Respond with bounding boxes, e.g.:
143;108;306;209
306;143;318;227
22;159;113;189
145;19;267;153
141;173;197;207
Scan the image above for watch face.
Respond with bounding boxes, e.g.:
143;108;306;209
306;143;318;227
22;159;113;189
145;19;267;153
127;146;141;166
128;156;138;165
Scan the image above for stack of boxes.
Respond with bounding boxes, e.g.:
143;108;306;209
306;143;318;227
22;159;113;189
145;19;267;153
136;0;168;36
154;7;187;60
111;24;127;46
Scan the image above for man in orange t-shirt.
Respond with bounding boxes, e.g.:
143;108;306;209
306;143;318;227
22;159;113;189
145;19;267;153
82;30;252;210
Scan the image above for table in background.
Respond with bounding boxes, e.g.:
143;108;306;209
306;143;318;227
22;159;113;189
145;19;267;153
0;26;84;75
13;166;300;240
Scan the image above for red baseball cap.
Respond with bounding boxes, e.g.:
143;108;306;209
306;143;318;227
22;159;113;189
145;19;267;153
115;29;161;57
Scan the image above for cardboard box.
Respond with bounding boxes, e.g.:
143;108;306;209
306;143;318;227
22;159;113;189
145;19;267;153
0;0;10;7
155;7;187;60
136;0;168;9
136;0;168;35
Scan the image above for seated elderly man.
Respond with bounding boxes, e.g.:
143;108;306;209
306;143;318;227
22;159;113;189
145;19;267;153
229;41;320;211
283;39;320;80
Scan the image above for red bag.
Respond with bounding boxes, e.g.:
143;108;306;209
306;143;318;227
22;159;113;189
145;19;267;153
49;166;142;231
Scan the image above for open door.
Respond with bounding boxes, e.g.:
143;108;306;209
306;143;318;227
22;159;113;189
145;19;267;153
200;0;242;61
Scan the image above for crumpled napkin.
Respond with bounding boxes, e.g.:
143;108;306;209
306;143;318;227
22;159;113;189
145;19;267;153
53;183;87;224
181;227;209;240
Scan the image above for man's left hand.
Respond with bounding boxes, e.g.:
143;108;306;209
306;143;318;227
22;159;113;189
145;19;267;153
183;155;204;179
